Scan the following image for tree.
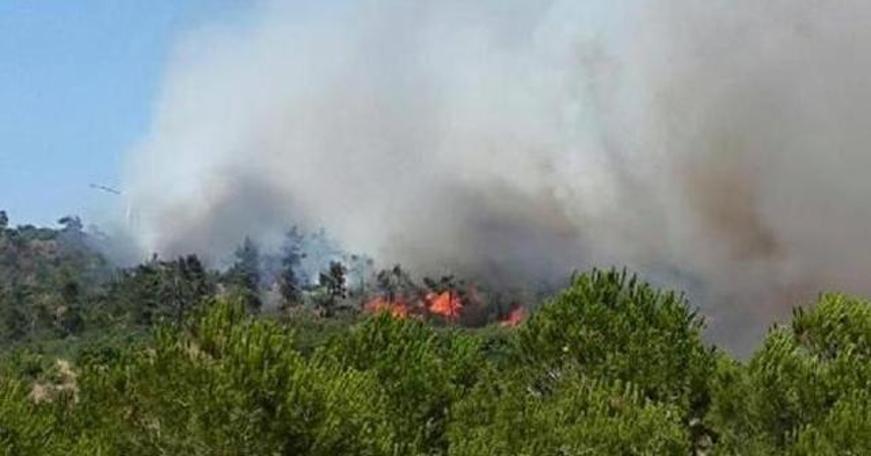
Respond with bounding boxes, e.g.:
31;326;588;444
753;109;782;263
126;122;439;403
228;237;261;313
168;254;211;325
712;293;871;453
119;258;165;326
317;261;346;317
0;211;8;231
57;216;83;233
516;269;715;428
181;254;210;301
57;215;87;251
449;368;690;455
56;277;84;336
107;254;213;327
1;285;31;341
375;264;417;302
345;254;374;300
278;227;305;309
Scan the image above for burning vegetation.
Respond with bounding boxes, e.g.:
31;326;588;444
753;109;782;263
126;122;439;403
363;268;470;322
364;289;470;322
1;214;871;453
360;268;527;327
10;0;871;452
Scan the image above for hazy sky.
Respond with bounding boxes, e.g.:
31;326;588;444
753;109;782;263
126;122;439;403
0;0;624;229
0;1;250;227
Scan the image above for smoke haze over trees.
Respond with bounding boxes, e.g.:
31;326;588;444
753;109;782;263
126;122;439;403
8;1;871;452
121;0;871;351
0;244;869;453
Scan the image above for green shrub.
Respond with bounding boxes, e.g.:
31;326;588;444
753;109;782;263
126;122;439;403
0;377;62;454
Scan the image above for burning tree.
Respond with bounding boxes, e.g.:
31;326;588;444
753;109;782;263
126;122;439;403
499;304;527;327
423;275;464;321
375;265;418;302
363;265;418;318
364;268;472;323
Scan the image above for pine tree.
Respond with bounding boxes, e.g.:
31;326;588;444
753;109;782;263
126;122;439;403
278;227;305;309
317;261;347;317
172;254;210;325
182;254;210;301
57;277;84;336
1;284;31;341
131;259;163;326
228;237;262;313
57;215;83;233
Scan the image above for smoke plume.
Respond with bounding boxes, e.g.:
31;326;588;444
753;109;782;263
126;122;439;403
125;0;871;353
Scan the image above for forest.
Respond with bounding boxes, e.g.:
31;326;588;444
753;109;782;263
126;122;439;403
0;210;869;455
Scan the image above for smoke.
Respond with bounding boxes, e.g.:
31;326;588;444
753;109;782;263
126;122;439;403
125;0;871;352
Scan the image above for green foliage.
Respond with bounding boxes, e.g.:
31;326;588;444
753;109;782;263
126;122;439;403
103;255;213;327
790;389;871;455
280;307;359;356
226;237;262;313
316;261;347;317
0;377;59;454
0;299;400;455
516;269;715;417
0;215;109;344
1;218;871;456
449;368;690;455
319;314;485;453
278;227;305;308
706;293;871;454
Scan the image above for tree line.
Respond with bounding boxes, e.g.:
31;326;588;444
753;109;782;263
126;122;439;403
1;211;870;453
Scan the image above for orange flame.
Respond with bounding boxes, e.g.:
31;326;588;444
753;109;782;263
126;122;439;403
426;291;463;320
500;306;527;327
364;296;410;319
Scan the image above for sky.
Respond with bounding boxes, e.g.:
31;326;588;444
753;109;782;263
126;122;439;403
0;1;251;227
0;0;621;230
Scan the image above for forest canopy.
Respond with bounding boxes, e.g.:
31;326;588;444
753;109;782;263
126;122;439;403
0;213;869;454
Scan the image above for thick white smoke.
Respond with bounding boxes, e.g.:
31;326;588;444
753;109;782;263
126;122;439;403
125;0;871;352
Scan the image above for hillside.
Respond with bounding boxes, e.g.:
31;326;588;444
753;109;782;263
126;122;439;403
0;214;110;345
0;214;870;454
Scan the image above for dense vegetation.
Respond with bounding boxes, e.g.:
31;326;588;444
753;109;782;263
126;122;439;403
1;212;870;454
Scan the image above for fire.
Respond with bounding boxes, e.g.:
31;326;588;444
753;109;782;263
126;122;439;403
364;296;410;319
363;286;468;322
500;305;527;327
426;291;463;320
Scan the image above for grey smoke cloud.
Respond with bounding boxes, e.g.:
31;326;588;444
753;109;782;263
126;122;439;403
125;0;871;353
